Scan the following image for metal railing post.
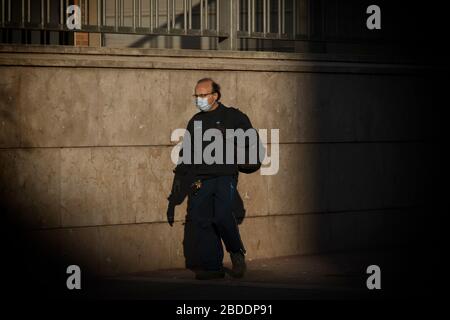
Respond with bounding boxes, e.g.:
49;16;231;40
60;0;63;26
155;0;159;28
217;0;238;50
247;0;250;34
200;0;203;33
292;0;296;38
138;0;141;28
1;0;4;27
150;0;153;31
263;0;266;35
40;0;44;27
277;0;280;36
167;0;170;32
47;0;50;24
188;0;191;29
102;0;105;28
205;0;208;30
115;0;118;31
183;0;186;33
251;0;254;33
216;0;219;33
21;0;24;26
120;0;123;27
133;0;136;31
172;0;175;29
98;0;101;28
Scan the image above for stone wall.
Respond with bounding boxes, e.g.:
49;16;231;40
0;45;431;276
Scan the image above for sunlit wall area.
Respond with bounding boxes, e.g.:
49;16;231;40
0;45;431;276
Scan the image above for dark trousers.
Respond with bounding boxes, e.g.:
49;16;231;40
187;175;245;271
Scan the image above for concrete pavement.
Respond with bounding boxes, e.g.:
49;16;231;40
80;248;427;299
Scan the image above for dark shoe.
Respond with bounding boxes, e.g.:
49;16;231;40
230;250;246;278
195;269;225;280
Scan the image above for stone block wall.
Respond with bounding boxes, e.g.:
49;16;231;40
0;45;430;276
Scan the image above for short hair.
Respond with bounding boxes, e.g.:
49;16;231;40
196;78;221;101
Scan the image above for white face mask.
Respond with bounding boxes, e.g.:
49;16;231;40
195;97;213;112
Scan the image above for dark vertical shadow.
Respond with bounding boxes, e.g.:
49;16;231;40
295;0;443;298
0;69;99;300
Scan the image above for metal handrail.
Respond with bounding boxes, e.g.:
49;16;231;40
0;0;303;47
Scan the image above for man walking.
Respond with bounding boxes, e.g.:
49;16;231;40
166;78;263;280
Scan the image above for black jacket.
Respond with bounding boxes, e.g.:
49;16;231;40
167;102;263;209
175;102;263;177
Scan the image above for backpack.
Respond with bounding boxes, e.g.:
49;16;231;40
221;106;264;174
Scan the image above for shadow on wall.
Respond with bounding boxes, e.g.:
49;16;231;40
0;78;73;298
125;1;206;49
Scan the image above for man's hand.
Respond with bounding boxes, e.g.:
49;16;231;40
167;203;175;227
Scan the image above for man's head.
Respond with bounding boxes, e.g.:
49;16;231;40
193;78;221;112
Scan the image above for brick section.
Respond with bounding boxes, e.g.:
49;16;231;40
74;32;89;47
73;0;89;47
